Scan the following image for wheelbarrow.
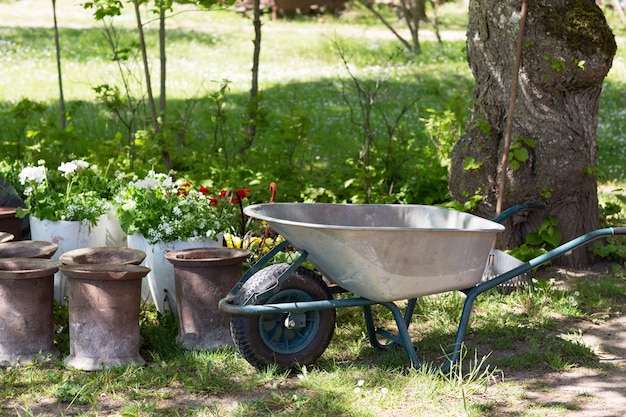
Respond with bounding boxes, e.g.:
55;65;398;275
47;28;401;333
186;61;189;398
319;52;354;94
219;203;625;371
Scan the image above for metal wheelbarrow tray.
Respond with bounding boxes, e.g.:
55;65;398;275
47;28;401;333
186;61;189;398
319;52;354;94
220;203;626;371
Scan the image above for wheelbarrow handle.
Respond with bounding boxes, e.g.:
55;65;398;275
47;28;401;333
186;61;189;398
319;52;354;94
492;202;547;224
613;227;626;235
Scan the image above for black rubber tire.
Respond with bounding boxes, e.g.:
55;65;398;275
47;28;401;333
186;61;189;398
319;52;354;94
230;263;336;371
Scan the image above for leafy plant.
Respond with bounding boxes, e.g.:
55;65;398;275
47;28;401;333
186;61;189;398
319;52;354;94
590;191;626;260
463;156;482;170
507;215;562;261
15;159;111;226
115;170;250;244
507;136;535;171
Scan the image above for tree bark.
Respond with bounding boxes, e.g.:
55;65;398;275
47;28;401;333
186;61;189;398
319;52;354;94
449;0;616;267
244;0;262;150
52;0;66;136
159;4;167;121
132;0;172;172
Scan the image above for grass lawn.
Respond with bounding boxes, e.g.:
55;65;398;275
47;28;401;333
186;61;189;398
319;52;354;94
1;0;626;416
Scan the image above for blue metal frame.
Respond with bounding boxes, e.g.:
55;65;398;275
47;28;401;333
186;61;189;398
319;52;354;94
219;200;626;371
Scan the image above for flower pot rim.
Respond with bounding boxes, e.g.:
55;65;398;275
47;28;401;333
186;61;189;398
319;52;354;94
60;246;146;265
0;258;61;279
0;232;14;243
165;247;250;263
0;240;59;259
59;264;151;281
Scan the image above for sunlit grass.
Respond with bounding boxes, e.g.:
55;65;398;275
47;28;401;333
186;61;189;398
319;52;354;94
1;3;626;414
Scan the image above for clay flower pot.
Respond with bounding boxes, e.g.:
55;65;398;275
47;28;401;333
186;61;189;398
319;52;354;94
60;246;146;266
127;233;223;317
0;240;59;259
0;258;62;366
165;247;249;351
60;264;150;371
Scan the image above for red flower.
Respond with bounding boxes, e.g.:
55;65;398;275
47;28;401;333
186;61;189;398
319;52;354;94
177;182;191;196
236;189;250;199
198;187;210;195
217;188;251;203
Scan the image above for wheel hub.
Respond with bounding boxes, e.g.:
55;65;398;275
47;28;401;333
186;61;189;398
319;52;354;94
284;312;306;329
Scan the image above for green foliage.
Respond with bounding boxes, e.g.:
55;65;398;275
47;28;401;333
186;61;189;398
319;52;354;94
590;190;626;261
0;16;472;205
327;40;454;204
116;171;248;243
441;192;483;212
507;215;562;262
463;156;482;170
83;0;124;20
527;215;562;248
15;160;111;225
422;95;470;167
590;236;626;260
507;136;535;171
473;118;491;134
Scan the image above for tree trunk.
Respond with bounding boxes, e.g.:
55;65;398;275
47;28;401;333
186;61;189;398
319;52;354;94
244;0;262;150
449;0;616;267
132;0;172;172
52;0;66;136
159;4;166;121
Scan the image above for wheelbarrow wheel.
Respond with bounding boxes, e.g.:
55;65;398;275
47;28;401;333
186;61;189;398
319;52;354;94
230;263;336;371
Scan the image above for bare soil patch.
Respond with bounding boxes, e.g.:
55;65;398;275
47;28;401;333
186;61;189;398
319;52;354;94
478;263;626;417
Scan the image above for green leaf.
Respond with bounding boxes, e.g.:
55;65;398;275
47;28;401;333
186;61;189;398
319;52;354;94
543;228;563;248
463;157;482;170
513;147;529;162
474;119;491;134
525;232;543;246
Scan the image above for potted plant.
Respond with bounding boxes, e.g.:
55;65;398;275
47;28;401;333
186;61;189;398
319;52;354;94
116;170;250;315
15;160;111;303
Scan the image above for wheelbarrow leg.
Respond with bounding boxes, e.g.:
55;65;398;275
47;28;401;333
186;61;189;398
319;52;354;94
363;298;418;350
383;302;422;368
439;289;480;373
362;300;422;368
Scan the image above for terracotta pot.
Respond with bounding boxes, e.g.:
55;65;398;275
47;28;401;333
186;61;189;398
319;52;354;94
0;240;59;259
127;233;223;316
60;247;145;266
165;247;249;350
0;258;61;366
60;264;150;371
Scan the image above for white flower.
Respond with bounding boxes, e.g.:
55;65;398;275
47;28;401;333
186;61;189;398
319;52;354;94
121;199;137;211
19;166;46;185
133;177;160;190
72;159;90;169
58;161;80;175
132;170;174;190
